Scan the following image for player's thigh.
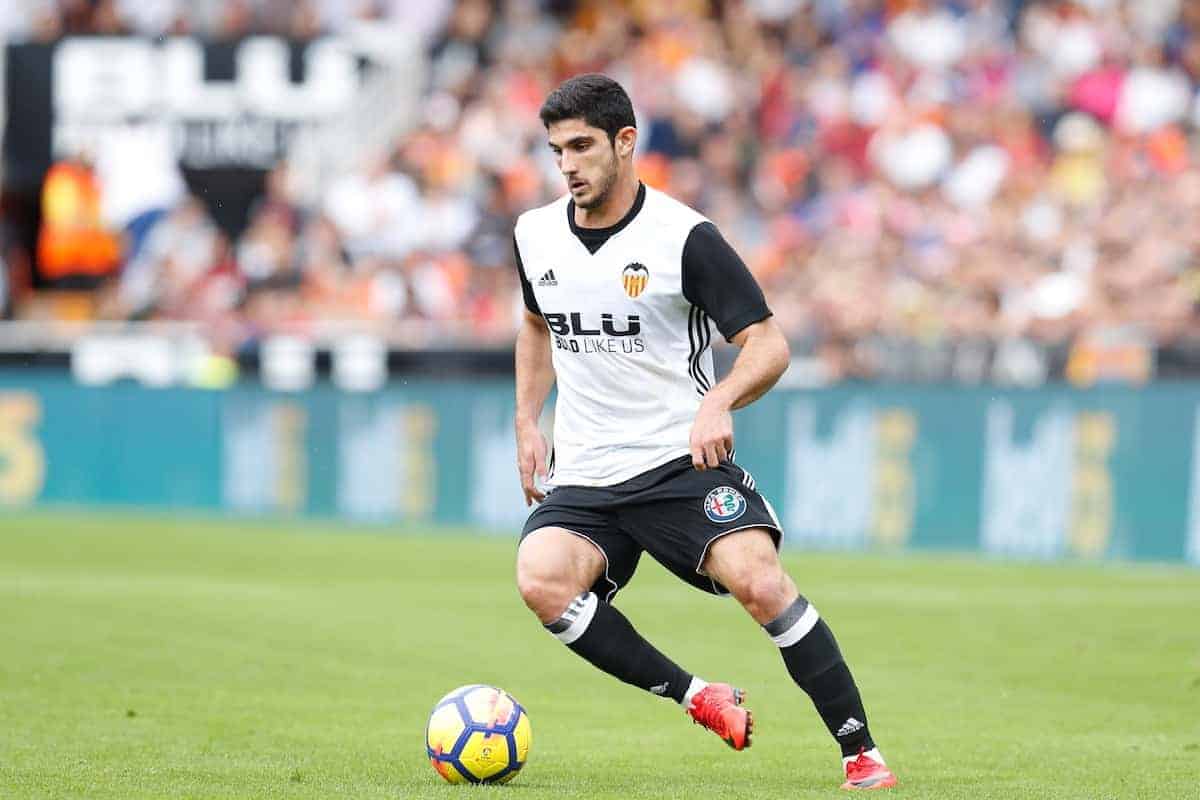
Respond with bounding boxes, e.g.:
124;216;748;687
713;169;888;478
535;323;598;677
702;526;783;585
517;490;642;616
702;527;797;623
516;526;608;599
621;460;783;598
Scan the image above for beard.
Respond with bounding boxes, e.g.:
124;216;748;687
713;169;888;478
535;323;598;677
574;151;619;210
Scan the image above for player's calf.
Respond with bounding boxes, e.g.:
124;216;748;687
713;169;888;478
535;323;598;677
537;591;697;705
707;532;895;782
763;599;878;758
517;529;698;705
539;591;754;751
763;597;875;756
764;596;898;788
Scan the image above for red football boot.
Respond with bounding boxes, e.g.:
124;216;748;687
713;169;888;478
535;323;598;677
686;683;753;750
841;748;897;790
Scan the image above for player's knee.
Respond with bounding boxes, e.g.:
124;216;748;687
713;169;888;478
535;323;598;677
516;528;606;624
515;565;576;624
728;566;793;624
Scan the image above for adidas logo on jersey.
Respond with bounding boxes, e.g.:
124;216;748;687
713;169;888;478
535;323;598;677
538;270;558;287
836;717;864;737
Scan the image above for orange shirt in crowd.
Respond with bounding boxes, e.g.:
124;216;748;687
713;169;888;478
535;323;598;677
36;160;121;281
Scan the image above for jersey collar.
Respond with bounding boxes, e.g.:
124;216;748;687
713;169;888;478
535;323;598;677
567;181;646;255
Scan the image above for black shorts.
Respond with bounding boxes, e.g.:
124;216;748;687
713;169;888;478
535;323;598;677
519;455;783;600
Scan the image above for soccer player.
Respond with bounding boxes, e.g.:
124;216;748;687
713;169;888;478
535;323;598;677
512;74;897;791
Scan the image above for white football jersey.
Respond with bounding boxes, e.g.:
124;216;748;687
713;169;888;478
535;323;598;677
515;183;770;487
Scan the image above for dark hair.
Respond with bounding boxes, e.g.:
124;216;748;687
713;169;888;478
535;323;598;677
539;74;636;143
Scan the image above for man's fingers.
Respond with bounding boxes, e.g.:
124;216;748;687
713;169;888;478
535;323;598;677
693;439;730;470
519;452;537;504
517;431;549;505
526;466;546;504
520;465;546;506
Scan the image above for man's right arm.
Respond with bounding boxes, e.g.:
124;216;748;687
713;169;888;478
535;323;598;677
512;231;553;505
515;308;554;505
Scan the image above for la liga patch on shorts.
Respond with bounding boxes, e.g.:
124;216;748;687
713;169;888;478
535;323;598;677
703;486;747;523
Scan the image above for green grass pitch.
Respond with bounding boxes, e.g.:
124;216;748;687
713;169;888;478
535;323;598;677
1;513;1198;799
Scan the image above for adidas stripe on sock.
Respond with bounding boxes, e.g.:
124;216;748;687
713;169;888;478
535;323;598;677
763;594;821;646
544;591;598;644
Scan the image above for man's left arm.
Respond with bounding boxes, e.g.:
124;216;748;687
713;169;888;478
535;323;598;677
681;221;789;470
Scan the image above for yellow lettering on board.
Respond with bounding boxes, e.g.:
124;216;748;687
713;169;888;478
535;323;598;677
1070;412;1114;558
872;409;916;547
0;393;46;506
400;405;437;518
273;403;308;513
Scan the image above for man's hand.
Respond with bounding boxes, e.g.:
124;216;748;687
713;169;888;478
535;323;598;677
516;422;548;505
686;319;788;471
689;395;734;470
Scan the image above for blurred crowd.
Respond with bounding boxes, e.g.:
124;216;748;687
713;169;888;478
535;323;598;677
6;0;1200;382
0;0;455;41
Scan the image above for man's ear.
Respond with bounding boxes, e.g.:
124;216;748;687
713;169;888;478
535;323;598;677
616;126;637;160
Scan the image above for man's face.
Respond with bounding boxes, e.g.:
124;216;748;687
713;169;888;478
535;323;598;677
546;118;620;210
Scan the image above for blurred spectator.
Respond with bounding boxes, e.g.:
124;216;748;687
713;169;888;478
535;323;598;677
0;1;61;41
36;152;121;287
323;155;422;261
113;0;186;36
248;161;304;237
93;122;187;262
110;195;224;317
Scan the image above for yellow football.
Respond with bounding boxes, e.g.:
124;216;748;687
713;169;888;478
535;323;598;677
426;684;532;784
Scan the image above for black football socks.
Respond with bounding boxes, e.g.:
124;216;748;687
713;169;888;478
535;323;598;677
545;592;692;704
764;596;874;757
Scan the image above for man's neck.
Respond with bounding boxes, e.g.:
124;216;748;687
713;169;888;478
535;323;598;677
574;175;640;229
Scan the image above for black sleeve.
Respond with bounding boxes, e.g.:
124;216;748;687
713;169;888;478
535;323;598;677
681;222;772;341
514;235;541;315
